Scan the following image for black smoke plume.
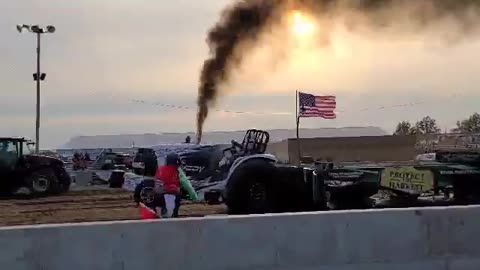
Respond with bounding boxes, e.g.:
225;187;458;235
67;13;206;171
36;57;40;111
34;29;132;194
196;0;282;143
197;0;480;143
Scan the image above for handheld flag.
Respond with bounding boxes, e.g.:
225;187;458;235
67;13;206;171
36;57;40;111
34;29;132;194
139;202;159;220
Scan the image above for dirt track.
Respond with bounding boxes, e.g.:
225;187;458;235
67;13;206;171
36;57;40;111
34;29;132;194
0;189;226;227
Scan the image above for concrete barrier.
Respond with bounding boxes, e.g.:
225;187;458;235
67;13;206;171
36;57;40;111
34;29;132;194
1;206;480;270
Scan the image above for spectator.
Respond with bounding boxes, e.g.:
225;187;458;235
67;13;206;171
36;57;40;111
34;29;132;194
155;153;182;218
154;153;198;218
72;152;81;171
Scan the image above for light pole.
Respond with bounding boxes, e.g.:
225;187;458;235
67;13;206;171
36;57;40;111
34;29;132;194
17;24;55;153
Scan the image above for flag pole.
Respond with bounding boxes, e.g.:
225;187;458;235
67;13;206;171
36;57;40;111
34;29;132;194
296;90;301;165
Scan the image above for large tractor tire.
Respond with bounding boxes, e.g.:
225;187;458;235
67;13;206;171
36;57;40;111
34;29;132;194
27;168;60;197
225;159;278;215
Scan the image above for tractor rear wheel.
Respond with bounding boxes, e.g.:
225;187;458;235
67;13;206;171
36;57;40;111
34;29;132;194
225;159;277;215
27;168;59;196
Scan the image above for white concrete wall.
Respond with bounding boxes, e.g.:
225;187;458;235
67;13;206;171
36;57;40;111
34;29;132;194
1;206;480;270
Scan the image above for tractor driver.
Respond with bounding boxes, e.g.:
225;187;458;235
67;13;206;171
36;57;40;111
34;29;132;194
0;141;16;169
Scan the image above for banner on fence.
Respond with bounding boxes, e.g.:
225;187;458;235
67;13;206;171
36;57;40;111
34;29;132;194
381;167;434;194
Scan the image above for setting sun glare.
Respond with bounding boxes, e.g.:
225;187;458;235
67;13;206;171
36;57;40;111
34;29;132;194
289;10;317;38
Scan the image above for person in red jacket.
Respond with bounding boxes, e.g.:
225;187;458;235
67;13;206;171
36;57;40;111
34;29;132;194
155;153;182;218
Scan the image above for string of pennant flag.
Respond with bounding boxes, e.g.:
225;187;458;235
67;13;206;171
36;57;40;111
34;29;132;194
89;89;460;116
130;99;291;115
133;95;460;115
338;93;461;113
87;89;289;115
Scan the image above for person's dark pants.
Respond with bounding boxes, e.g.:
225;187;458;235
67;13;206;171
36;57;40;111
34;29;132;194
173;195;181;217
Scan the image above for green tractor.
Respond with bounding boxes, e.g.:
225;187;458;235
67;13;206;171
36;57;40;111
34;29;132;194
0;137;71;197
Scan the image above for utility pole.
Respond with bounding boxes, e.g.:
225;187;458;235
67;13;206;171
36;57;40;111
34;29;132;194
35;32;41;154
17;24;55;153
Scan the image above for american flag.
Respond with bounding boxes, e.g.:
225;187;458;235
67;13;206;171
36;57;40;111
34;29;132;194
298;92;336;119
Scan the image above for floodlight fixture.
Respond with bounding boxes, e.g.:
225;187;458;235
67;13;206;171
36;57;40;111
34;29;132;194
30;25;41;33
46;25;55;33
16;24;30;33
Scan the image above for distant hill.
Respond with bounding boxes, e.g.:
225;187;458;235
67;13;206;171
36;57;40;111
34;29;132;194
61;127;388;149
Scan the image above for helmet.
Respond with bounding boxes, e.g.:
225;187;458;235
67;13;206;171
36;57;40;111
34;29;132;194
166;152;180;166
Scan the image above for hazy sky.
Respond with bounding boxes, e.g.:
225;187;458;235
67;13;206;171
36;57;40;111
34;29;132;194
2;0;480;149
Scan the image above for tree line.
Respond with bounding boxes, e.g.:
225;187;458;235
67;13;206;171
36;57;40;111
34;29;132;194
394;113;480;135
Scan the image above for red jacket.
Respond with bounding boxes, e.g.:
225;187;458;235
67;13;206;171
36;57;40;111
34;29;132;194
155;165;181;194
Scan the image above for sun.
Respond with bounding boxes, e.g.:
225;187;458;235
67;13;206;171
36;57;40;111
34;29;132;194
289;11;317;38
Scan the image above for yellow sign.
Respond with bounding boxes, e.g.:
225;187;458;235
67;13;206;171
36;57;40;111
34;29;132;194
381;167;434;194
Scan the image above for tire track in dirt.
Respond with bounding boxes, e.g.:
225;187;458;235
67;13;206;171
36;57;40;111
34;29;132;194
0;189;226;226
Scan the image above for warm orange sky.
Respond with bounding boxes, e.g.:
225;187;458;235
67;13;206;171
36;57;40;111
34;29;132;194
2;0;480;148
